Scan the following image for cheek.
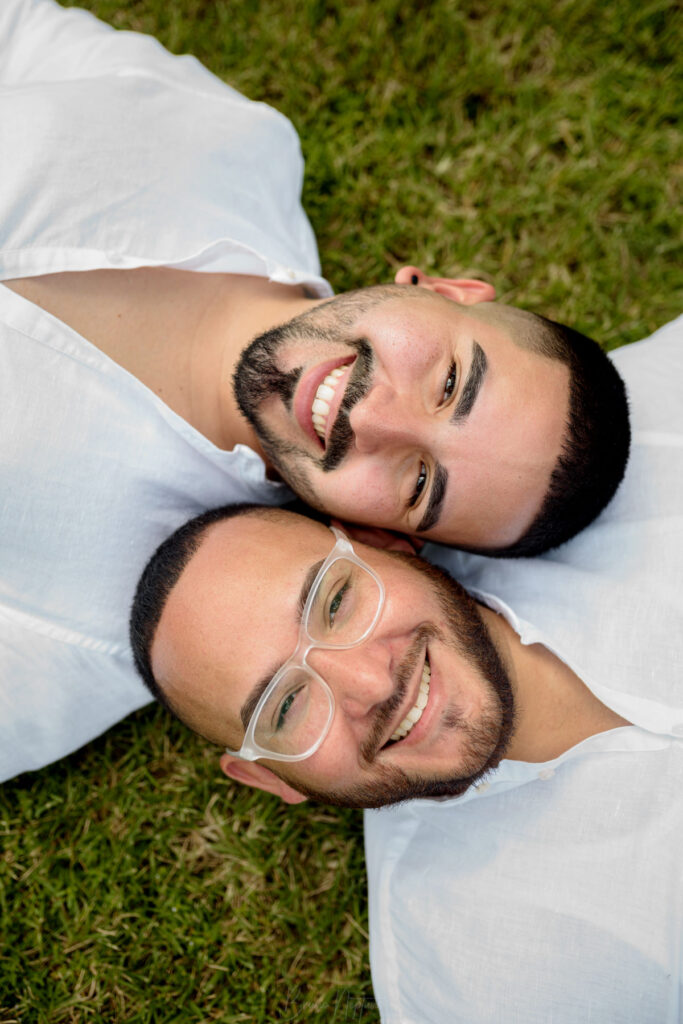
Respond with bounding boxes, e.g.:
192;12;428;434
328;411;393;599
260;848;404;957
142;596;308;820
286;726;363;791
306;463;400;525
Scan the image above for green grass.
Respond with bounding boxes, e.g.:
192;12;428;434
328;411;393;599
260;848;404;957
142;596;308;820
1;0;681;1019
1;712;374;1022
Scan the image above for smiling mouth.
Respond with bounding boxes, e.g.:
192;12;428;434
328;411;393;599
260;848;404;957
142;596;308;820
311;362;354;443
385;657;431;746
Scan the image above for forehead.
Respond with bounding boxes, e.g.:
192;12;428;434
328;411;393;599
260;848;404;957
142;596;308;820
165;513;334;643
151;514;334;730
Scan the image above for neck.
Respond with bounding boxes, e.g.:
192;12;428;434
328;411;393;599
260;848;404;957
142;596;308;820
480;606;630;763
192;273;328;454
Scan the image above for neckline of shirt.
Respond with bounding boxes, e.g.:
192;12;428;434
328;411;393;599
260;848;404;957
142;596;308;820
0;279;288;483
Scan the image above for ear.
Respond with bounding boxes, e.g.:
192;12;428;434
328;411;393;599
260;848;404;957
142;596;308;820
330;518;419;554
219;753;308;805
395;265;496;305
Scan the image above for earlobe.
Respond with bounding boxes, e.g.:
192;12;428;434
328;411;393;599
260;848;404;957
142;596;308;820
219;753;308;805
395;265;496;305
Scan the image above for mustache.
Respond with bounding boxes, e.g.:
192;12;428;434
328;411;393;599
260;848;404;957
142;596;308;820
233;336;303;418
360;625;438;763
322;339;374;472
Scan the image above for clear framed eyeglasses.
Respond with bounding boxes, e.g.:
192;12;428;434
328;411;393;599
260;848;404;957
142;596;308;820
225;527;385;764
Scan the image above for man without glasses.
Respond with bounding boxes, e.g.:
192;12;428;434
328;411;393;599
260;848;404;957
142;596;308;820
233;282;629;554
1;0;630;782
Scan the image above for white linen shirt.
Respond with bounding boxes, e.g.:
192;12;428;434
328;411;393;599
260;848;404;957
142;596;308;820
365;316;683;1022
0;0;332;782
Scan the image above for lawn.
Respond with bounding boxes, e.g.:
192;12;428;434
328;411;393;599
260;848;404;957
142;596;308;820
1;0;680;1020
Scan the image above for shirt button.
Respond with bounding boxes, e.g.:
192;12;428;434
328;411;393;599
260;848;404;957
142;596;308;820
285;269;297;280
538;767;555;781
475;781;490;794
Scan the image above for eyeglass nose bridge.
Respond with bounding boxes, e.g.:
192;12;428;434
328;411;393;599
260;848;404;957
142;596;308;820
282;611;375;693
296;630;367;686
295;601;385;714
285;623;376;716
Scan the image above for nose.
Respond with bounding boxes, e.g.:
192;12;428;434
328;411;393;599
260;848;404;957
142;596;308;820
308;642;395;720
349;382;423;455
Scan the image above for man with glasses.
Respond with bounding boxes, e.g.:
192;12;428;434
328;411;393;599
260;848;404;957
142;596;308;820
130;313;682;1021
131;504;528;807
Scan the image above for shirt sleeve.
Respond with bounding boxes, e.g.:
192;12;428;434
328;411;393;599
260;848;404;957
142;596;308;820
0;610;151;784
0;0;235;96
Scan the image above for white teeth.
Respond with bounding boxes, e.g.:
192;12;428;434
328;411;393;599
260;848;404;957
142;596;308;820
311;363;352;441
389;661;431;743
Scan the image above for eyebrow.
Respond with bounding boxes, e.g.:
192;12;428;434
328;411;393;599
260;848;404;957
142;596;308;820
450;341;488;423
239;558;325;731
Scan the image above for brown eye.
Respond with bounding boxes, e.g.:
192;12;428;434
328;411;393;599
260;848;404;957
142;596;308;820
408;462;428;508
442;362;457;404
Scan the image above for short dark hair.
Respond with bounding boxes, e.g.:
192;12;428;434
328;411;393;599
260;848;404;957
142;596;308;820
475;316;630;558
129;503;266;715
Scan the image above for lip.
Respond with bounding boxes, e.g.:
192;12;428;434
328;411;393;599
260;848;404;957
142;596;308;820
383;647;437;752
293;356;356;447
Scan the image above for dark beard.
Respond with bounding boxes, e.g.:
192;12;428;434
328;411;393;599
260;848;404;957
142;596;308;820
279;554;516;809
233;325;373;480
232;336;302;413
